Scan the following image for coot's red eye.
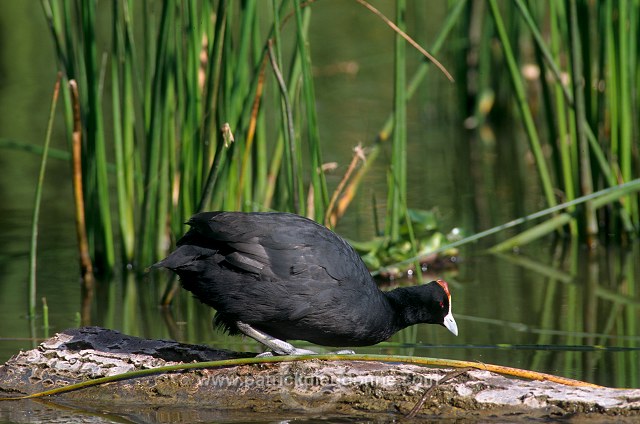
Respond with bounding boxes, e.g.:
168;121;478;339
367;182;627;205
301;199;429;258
439;301;444;308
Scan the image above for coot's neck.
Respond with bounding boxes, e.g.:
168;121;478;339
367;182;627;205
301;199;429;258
383;286;439;330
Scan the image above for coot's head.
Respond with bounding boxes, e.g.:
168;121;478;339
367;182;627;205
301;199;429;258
430;280;458;336
391;279;458;336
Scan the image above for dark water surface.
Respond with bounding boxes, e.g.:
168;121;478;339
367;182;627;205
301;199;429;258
0;2;638;422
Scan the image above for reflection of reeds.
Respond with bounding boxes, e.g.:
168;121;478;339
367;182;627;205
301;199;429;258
503;240;639;388
452;239;638;388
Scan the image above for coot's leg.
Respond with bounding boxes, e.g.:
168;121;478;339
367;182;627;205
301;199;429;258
235;321;318;355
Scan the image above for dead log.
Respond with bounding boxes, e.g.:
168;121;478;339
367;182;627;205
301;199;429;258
0;327;638;422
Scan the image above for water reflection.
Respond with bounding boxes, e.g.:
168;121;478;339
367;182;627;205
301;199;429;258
455;239;640;389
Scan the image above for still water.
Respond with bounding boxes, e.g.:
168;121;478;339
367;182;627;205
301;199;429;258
0;1;638;422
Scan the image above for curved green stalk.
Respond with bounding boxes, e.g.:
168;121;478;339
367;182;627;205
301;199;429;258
372;179;640;275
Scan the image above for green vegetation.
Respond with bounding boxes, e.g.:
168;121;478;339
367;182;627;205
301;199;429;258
33;0;640;278
473;0;639;247
28;76;61;318
41;0;336;272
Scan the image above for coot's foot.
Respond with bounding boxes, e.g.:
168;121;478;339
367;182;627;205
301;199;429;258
255;349;317;357
332;349;356;355
256;348;355;357
236;321;318;356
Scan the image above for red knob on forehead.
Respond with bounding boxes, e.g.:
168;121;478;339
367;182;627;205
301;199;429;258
436;279;451;297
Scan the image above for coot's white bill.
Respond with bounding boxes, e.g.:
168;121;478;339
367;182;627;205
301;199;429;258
443;312;458;336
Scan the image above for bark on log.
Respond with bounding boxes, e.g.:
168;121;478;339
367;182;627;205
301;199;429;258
0;327;638;422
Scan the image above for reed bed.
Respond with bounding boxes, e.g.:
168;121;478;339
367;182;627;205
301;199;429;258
42;0;336;271
477;0;640;248
37;0;640;277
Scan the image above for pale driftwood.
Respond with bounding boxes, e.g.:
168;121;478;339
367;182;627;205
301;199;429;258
0;327;639;422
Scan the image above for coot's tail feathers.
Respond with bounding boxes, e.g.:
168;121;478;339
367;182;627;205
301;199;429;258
152;212;231;270
187;211;225;221
184;211;258;244
185;211;225;229
152;244;205;270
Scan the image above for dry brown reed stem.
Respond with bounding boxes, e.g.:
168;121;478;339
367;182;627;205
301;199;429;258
325;144;367;228
69;80;95;303
237;55;268;209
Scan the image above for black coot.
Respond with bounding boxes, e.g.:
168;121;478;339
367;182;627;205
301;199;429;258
155;212;458;355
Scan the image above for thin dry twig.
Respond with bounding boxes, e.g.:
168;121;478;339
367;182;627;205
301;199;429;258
405;367;472;418
354;0;454;82
289;0;454;83
325;143;367;228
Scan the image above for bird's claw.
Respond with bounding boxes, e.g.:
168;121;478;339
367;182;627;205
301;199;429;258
256;347;317;357
330;349;355;355
256;348;354;357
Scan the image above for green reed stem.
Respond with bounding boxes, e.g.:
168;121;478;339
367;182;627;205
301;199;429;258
618;0;639;224
548;0;578;237
137;0;172;267
488;0;556;211
489;213;573;253
28;76;61;318
603;0;618;164
294;1;328;221
111;1;135;263
387;0;408;241
567;0;597;239
82;1;115;270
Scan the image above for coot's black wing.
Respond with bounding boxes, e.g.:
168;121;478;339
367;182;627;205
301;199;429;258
211;213;360;278
170;212;371;283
